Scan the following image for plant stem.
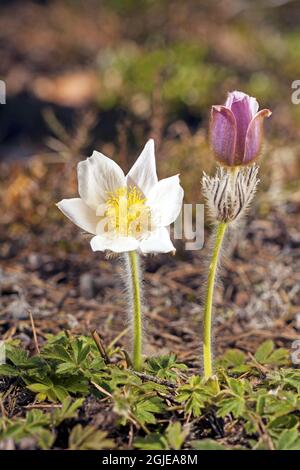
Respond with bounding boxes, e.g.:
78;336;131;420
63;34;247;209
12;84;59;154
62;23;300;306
128;250;143;371
203;221;228;379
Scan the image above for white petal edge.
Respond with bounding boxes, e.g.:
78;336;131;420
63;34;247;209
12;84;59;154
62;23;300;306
146;174;184;227
139;227;175;254
78;151;125;210
90;235;139;253
126;139;158;196
57;198;98;234
225;91;259;117
249;96;259;117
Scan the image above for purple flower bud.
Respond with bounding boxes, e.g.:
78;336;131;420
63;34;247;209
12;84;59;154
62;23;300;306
209;91;271;166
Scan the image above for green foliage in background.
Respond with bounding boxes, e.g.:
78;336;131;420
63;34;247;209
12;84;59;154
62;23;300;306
97;42;228;116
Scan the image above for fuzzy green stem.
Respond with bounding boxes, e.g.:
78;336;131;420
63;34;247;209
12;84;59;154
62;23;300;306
203;222;228;379
128;250;143;371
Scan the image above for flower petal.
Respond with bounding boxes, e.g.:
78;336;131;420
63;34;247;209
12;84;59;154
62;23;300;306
226;91;258;118
78;151;125;210
209;106;237;166
126;139;158;196
231;92;254;164
56;198;98;234
243;109;272;164
140;227;175;254
90;235;139;253
147;175;184;227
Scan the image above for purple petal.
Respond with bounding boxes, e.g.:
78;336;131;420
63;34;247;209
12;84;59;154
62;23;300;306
226;91;258;117
230;95;257;164
243;109;272;164
210;105;237;166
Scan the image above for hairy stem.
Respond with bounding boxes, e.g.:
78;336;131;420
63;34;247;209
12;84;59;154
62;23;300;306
128;250;143;371
203;222;228;379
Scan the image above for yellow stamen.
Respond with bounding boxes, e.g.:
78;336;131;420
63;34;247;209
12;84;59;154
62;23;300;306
104;186;151;237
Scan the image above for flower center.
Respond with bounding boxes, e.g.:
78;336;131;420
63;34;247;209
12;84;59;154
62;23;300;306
104;186;151;237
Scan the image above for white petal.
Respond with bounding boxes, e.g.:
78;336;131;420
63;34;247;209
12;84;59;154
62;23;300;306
140;227;175;254
57;198;98;234
78;151;125;210
147;175;184;227
249;97;259;117
126;139;158;196
90;235;139;253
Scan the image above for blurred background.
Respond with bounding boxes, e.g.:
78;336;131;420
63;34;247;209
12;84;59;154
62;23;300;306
0;0;300;362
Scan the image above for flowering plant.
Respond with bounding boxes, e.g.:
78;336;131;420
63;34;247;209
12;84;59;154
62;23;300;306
202;91;271;379
57;139;184;370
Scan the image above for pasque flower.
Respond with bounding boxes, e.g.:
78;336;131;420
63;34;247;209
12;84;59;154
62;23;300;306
57;139;184;254
202;91;272;381
57;139;184;372
210;91;271;166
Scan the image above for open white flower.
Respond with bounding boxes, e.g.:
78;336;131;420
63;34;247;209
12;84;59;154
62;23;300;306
57;139;184;254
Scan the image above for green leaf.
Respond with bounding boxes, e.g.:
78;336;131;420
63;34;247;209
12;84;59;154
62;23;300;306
191;439;229;450
52;385;69;402
0;364;19;377
267;369;300;392
70;339;90;365
135;396;164;424
263;392;297;417
42;344;72;362
166;422;189;450
255;340;274;363
254;341;289;366
6;346;29;367
68;424;114;450
134;433;168;450
27;383;51;393
267;348;289;365
56;362;79;374
268;415;298;431
227;377;246;396
276;428;300;450
146;354;187;381
219;349;247;369
37;429;56;450
52;397;85;426
217;396;245;418
177;375;212;417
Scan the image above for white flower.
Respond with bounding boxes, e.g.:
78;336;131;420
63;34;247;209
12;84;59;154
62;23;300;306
57;139;184;254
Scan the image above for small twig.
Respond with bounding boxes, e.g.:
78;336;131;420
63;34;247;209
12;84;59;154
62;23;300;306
128;423;134;449
0;396;7;431
91;381;112;398
24;404;62;410
108;327;129;350
130;413;150;435
132;371;177;389
156;390;178;403
91;330;110;364
28;310;40;354
248;353;269;375
185;410;192;425
248;412;275;451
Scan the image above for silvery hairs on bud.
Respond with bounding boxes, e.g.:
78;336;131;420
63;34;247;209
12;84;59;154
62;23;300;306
202;165;259;223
